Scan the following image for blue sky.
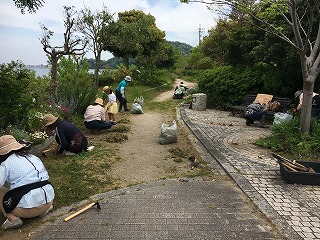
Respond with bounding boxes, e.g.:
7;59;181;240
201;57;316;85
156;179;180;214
0;0;218;65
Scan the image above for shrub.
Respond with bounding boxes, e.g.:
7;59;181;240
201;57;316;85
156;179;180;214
55;57;98;116
0;61;50;130
197;64;285;109
256;117;320;159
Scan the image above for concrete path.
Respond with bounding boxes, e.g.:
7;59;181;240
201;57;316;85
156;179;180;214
31;106;320;239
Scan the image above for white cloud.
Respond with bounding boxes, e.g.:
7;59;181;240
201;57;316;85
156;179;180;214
0;0;217;65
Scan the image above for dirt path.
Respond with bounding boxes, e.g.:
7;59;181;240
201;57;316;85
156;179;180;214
153;79;197;102
109;112;172;186
109;79;198;187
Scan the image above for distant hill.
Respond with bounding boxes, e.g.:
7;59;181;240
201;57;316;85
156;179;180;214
168;41;193;56
85;41;193;69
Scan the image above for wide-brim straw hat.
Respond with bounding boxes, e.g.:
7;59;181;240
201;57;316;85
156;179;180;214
94;98;104;106
0;135;24;155
43;114;58;127
102;86;111;92
125;76;132;82
295;90;303;99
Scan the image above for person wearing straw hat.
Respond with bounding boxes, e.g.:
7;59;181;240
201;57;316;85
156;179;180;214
115;75;132;112
103;86;118;124
0;135;54;230
84;98;113;132
43;114;88;155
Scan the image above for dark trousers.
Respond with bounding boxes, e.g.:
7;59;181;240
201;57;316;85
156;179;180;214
245;110;267;124
56;132;88;153
84;120;112;130
116;90;128;111
311;106;320;118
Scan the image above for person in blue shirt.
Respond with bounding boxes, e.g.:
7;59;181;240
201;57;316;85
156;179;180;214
0;135;54;230
115;76;132;112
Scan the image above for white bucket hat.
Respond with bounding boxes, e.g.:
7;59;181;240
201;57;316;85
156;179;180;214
125;76;132;82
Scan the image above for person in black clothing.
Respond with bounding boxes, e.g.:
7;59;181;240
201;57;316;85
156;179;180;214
244;101;268;127
43;114;88;155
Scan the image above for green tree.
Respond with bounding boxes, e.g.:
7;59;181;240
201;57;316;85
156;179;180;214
104;10;166;69
77;6;114;89
182;0;320;134
12;0;44;14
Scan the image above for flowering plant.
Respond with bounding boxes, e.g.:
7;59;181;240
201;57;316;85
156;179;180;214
48;98;77;120
29;131;48;145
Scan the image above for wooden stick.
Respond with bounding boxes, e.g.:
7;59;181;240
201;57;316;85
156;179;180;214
273;153;308;171
280;162;298;172
41;146;57;156
64;202;96;222
284;161;309;172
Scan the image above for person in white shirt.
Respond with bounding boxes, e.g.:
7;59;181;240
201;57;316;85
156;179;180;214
103;86;118;124
295;90;320;117
0;135;54;230
84;98;113;132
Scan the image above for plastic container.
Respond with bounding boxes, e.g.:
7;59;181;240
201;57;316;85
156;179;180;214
280;161;320;185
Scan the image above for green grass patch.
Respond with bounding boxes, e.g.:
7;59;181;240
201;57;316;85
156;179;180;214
255;117;320;161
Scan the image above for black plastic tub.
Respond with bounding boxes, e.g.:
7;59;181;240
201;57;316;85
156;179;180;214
280;161;320;185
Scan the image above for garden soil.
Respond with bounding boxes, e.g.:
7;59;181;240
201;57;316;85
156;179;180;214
0;79;200;240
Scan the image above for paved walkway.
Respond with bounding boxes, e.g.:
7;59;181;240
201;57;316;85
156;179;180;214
180;107;320;240
30;106;320;239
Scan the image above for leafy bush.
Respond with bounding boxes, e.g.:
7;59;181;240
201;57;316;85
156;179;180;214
0;61;50;130
0;125;31;142
99;67;116;87
131;66;170;87
55;57;98;116
197;64;291;109
256;117;320;159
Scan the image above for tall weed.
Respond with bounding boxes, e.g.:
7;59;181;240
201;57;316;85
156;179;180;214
256;117;320;159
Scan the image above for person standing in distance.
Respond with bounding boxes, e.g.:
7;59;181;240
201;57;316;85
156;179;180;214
115;76;131;112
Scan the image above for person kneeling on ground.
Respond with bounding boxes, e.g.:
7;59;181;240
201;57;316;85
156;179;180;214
244;101;268;127
173;82;188;99
0;135;55;230
84;98;113;132
43;114;88;155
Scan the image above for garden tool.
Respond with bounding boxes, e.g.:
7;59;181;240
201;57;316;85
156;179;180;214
41;146;57;157
64;201;101;222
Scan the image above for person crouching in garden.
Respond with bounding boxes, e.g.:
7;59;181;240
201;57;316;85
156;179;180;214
43;113;88;155
84;98;113;132
103;86;118;125
244;101;268;128
0;135;54;230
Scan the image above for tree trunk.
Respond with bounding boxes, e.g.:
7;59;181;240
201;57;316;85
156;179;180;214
300;80;314;133
51;55;58;97
299;56;317;134
123;56;129;69
94;52;101;90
